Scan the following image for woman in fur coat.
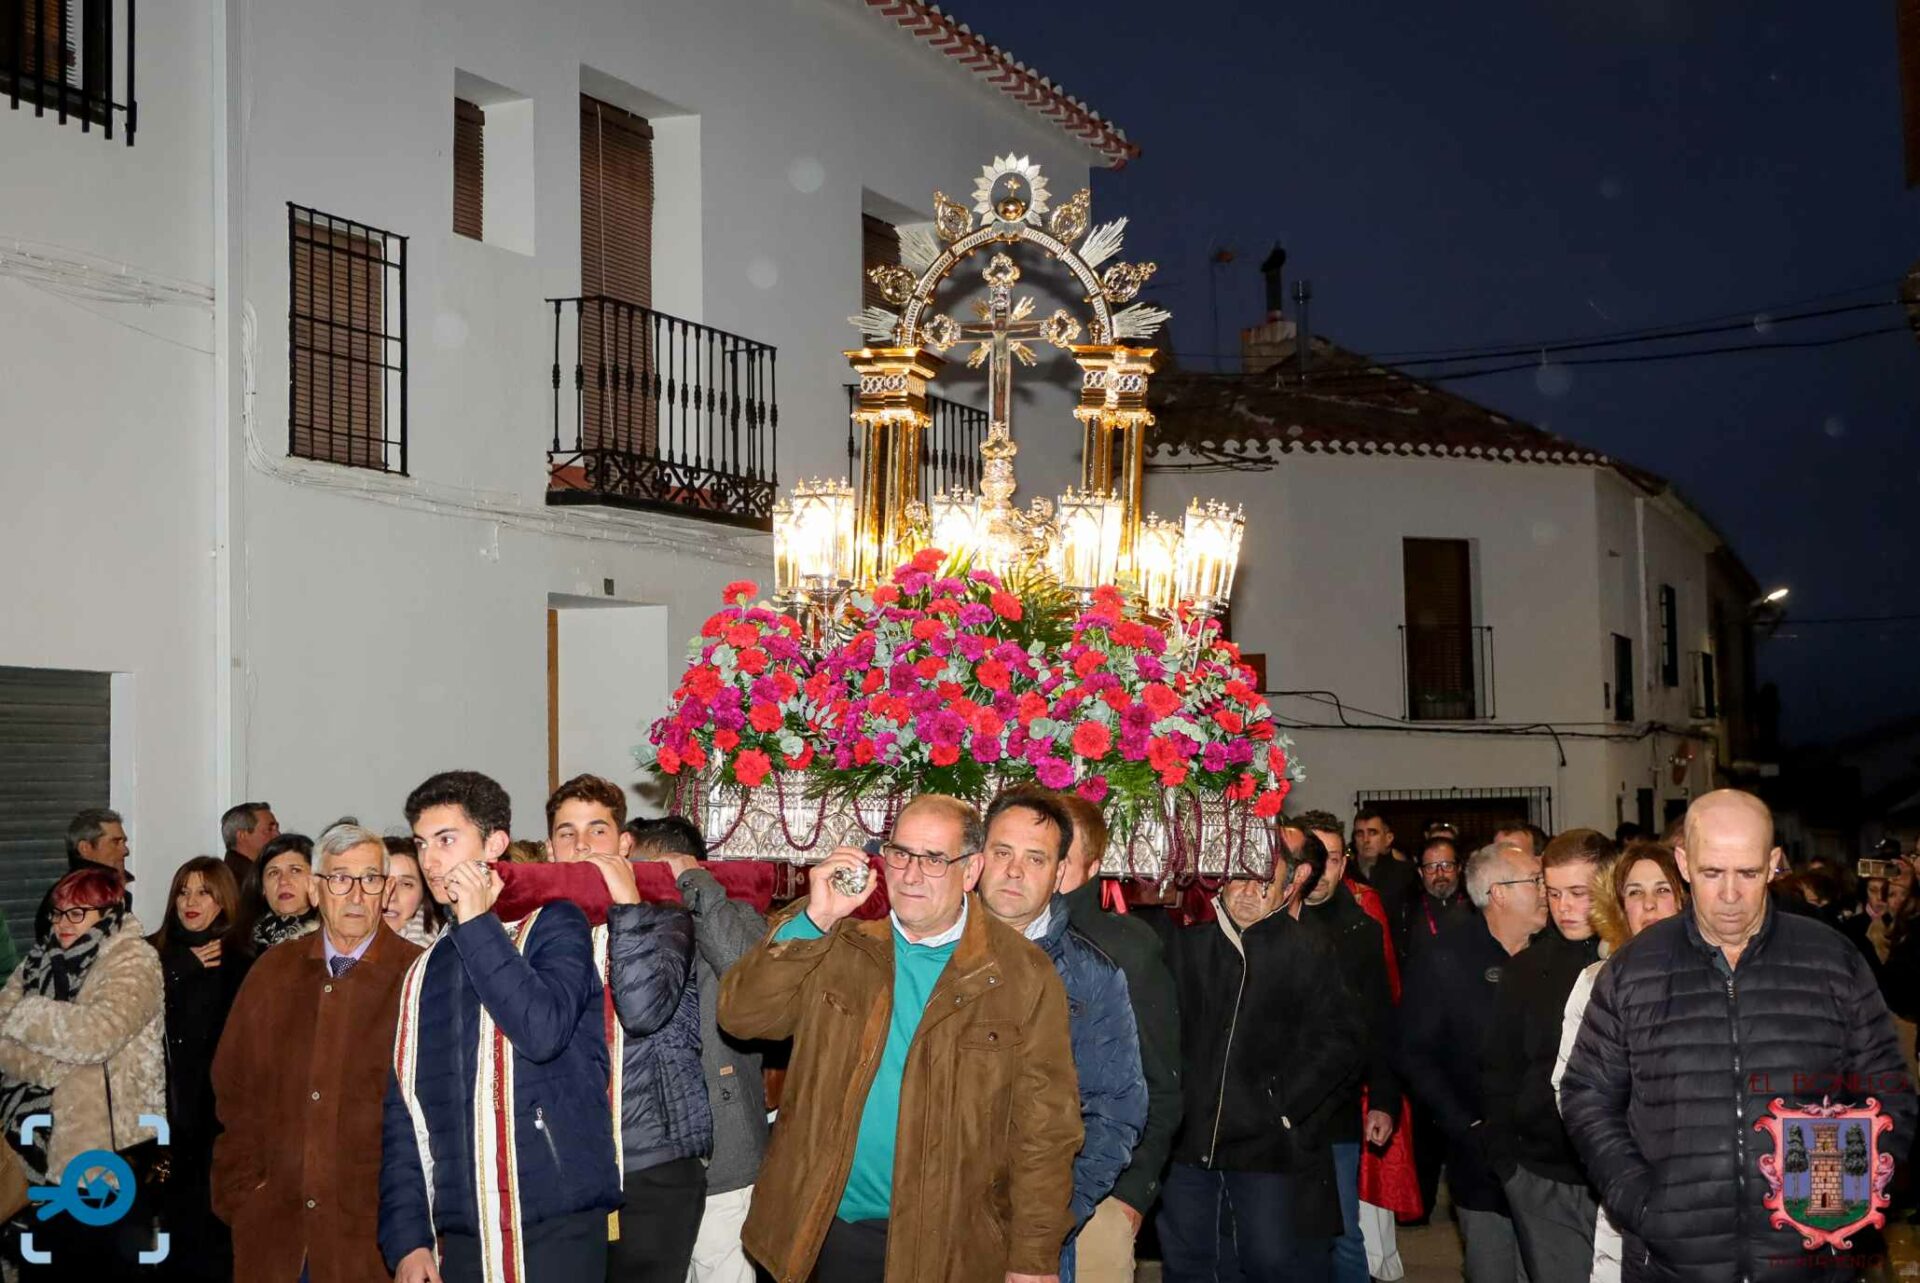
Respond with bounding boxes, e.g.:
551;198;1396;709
0;866;166;1276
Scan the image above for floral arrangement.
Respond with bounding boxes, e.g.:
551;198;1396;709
639;551;1303;838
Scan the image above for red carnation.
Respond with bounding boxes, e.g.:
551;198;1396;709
1252;788;1285;819
1073;651;1107;679
725;624;758;649
714;729;740;752
700;616;725;639
1071;721;1113;759
1111;621;1147;647
733;748;772;788
915;657;943;680
853;739;877;765
1142;683;1181;719
737;648;769;676
990;591;1023;621
975;659;1012;691
1212;709;1245;734
722;580;757;606
748;703;783;734
1225;772;1257;800
1224;679;1254;703
773;672;800;701
656;745;682;775
861;669;885;695
686;667;723;700
682;743;708;771
926;597;961;616
1077;775;1109;803
1268;744;1289;775
1147;737;1180;771
911;618;945;642
783;743;815;770
1249;720;1276;741
871;585;901;607
1098;687;1131;712
1158;763;1188;788
930;743;961;767
911;548;946;573
973;709;1005;738
1016;692;1050;724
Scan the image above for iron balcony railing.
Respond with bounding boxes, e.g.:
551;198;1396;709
1400;623;1495;721
5;0;137;143
547;297;778;530
845;384;987;500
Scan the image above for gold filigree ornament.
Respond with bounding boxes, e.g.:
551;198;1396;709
922;314;961;352
1042;309;1082;349
1047;188;1092;245
1101;260;1158;304
866;264;918;307
973;155;1050;227
982;252;1021;289
933;191;973;243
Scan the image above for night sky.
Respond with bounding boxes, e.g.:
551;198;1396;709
945;0;1920;745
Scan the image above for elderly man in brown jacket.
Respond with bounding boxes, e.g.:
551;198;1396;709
211;822;421;1283
721;793;1083;1283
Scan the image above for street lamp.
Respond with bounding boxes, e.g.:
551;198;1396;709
1755;587;1790;607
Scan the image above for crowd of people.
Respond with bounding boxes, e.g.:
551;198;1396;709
0;780;1913;1282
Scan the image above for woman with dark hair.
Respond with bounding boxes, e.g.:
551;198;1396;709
1550;841;1688;1283
0;867;166;1275
149;856;253;1282
238;833;319;950
381;838;442;948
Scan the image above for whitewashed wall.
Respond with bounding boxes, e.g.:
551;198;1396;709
228;0;1097;837
0;2;219;923
1148;447;1725;835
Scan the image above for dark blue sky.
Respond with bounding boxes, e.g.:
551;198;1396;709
948;0;1920;743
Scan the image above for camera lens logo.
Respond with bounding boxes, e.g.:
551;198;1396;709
18;1113;170;1264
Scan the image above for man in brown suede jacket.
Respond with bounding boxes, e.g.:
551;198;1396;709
720;793;1083;1283
211;822;421;1283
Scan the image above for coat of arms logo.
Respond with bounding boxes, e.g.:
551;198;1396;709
1753;1097;1894;1249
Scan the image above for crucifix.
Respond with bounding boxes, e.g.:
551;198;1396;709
948;251;1056;560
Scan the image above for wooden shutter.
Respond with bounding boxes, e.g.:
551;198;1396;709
453;98;484;241
580;95;656;453
2;0;73;91
1403;537;1475;719
0;667;109;953
862;214;901;310
291;218;385;468
1658;584;1679;687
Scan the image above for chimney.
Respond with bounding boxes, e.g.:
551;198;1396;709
1259;245;1288;321
1294;279;1313;382
1241;242;1298;375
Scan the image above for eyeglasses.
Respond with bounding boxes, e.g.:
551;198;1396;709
879;842;973;877
1493;874;1546;890
49;906;102;925
320;872;389;896
1421;861;1457;874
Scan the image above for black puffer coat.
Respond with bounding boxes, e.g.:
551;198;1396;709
1560;906;1915;1283
606;901;709;1173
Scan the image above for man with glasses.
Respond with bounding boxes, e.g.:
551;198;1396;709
1480;829;1612;1281
1398;842;1548;1282
213;822;422;1282
720;794;1082;1283
1394;836;1474;965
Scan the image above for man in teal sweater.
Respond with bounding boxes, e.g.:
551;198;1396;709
720;794;1083;1283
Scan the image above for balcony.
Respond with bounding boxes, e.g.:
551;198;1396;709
4;0;137;143
547;297;777;531
1400;623;1495;720
844;384;987;498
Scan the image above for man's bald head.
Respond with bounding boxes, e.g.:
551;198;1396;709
1681;789;1774;857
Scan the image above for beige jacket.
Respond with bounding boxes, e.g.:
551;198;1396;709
0;914;166;1177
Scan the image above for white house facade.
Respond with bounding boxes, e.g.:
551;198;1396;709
1145;319;1767;850
0;0;1130;929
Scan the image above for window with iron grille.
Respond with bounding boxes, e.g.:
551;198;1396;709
2;0;134;142
1612;633;1635;721
862;214;901;310
288;205;408;473
453;97;484;241
1658;583;1680;687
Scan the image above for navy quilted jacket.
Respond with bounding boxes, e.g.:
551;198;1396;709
606;901;710;1173
1560;906;1915;1283
378;900;621;1269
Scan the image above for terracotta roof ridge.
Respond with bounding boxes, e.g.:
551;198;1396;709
859;1;1140;168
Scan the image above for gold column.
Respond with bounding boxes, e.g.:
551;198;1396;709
845;346;946;585
1072;345;1158;560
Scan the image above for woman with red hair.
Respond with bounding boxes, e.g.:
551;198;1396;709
0;865;166;1273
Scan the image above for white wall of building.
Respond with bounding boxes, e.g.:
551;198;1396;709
0;2;219;923
1149;446;1725;836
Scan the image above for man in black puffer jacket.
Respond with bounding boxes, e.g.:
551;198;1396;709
1562;790;1915;1283
548;775;709;1283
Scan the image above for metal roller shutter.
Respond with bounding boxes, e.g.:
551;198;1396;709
0;666;109;950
